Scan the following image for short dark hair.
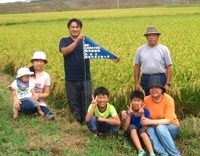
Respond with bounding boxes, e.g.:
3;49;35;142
94;87;109;97
130;90;144;101
67;18;83;28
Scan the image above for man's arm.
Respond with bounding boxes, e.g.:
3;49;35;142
165;64;172;84
60;35;83;56
134;64;142;90
164;64;172;93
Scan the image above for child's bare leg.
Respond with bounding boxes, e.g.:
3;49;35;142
13;111;18;119
36;106;44;116
130;129;143;150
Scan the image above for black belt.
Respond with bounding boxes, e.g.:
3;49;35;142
142;73;165;76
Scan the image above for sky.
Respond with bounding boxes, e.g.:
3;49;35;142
0;0;31;3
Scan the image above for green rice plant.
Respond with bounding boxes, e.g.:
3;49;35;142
1;6;200;117
3;62;15;76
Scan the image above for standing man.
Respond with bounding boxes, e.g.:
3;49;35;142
59;18;119;124
59;18;92;124
134;26;172;96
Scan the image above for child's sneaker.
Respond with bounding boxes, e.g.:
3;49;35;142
148;154;156;156
46;114;55;120
138;150;146;156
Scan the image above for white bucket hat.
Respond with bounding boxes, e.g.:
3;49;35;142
16;67;34;78
30;51;48;63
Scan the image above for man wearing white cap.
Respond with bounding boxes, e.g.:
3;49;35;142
133;26;172;96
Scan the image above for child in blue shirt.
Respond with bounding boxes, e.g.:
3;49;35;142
123;90;155;156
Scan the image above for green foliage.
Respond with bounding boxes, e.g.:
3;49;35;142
3;62;15;77
1;7;200;116
47;82;68;109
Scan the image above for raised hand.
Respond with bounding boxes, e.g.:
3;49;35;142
139;103;148;129
138;103;145;115
126;104;134;115
91;95;98;108
76;34;83;42
111;57;120;63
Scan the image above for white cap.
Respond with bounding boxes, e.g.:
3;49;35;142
30;51;48;63
16;67;34;78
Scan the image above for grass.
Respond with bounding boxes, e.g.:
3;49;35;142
0;73;200;156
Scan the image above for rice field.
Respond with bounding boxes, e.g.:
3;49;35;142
0;6;200;116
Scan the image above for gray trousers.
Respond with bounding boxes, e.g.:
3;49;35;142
66;80;92;123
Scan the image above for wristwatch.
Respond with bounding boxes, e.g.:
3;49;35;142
165;83;171;87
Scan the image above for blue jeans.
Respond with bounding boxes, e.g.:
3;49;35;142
20;99;36;114
86;116;119;133
147;125;180;156
20;99;55;120
36;106;55;120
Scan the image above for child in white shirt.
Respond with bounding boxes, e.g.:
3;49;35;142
11;67;44;119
